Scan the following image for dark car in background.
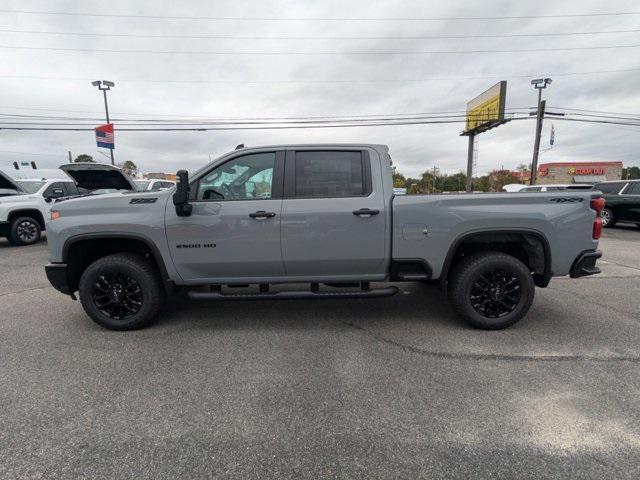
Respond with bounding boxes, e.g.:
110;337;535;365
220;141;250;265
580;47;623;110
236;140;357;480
595;180;640;228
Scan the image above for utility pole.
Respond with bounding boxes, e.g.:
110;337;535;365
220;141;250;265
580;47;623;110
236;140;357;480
465;133;474;192
91;80;115;165
530;78;552;185
68;151;72;162
432;165;439;193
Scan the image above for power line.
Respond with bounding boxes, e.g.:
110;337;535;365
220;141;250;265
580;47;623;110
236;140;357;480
3;116;640;132
549;106;640;117
0;117;535;131
1;9;639;21
1;67;639;84
0;112;535;126
0;107;532;122
2;27;640;40
2;44;639;55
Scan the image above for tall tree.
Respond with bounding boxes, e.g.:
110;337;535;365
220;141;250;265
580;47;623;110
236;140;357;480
73;154;94;163
119;160;138;178
622;166;640;179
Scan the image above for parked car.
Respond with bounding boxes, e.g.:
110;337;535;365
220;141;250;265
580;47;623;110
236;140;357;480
594;179;640;228
0;163;135;246
45;144;603;331
134;179;176;191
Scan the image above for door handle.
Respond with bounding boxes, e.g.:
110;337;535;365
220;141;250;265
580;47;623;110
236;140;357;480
249;210;276;219
353;208;380;217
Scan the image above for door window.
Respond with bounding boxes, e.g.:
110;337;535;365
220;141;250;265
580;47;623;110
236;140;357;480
64;182;80;196
196;152;275;201
596;182;626;194
623;182;640;195
294;151;366;198
43;182;67;199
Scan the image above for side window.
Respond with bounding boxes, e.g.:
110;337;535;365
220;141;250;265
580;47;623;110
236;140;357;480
294;151;365;198
196;152;275;201
43;182;67;199
596;182;626;194
156;181;174;189
624;182;640;195
64;182;80;196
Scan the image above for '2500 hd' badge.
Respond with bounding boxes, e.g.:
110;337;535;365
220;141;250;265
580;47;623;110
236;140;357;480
175;243;216;249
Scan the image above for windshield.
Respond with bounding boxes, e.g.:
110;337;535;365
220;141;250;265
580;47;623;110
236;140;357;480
134;180;150;191
15;181;45;193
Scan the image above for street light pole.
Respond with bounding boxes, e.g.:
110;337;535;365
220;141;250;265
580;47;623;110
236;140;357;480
91;80;115;165
530;77;552;185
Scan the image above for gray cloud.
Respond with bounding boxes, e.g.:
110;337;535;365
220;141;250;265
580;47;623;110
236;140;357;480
1;0;639;177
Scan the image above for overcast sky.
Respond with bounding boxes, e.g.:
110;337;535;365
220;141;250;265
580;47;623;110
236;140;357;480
0;0;639;177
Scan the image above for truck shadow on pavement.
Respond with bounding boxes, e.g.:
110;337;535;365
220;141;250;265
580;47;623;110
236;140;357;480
160;281;466;332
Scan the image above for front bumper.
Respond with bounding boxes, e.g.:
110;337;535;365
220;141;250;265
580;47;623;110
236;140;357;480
45;263;75;296
570;250;602;278
0;221;9;238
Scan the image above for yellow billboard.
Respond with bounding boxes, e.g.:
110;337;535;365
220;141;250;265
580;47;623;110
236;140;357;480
465;81;507;133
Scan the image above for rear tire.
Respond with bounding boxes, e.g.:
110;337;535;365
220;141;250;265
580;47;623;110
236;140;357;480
79;253;165;330
448;252;535;330
8;216;41;246
601;208;616;228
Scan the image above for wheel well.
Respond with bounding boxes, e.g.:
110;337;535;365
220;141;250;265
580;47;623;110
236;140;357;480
8;209;45;229
64;237;168;292
444;231;550;287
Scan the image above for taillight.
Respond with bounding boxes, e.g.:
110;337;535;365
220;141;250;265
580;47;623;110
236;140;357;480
590;197;605;240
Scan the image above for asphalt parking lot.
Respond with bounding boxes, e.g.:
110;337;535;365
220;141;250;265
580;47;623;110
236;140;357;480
1;227;640;479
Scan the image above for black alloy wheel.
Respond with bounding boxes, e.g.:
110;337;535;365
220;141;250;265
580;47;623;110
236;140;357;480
92;272;143;320
16;220;38;243
448;251;535;330
9;216;42;246
79;253;165;330
470;269;521;318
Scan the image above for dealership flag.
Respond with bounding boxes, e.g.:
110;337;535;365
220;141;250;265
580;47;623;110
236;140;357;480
550;124;555;146
95;123;115;149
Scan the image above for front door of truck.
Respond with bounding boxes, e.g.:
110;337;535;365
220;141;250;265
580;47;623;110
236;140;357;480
280;149;387;278
165;151;285;282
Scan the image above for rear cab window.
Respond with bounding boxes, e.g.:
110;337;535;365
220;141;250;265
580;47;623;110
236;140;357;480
289;150;371;198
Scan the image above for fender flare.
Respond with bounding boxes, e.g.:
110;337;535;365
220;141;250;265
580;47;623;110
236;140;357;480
440;228;552;287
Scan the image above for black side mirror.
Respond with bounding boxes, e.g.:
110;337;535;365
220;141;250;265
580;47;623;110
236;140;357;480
173;170;192;217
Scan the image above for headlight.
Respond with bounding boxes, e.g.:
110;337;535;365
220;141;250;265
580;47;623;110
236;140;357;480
50;210;61;220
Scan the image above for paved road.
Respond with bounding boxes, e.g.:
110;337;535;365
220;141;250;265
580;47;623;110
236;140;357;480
1;228;639;479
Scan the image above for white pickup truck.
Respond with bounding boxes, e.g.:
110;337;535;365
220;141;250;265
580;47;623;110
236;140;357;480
0;163;135;245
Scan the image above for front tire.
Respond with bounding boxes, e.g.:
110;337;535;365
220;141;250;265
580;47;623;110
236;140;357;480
79;253;165;330
448;252;535;330
9;216;41;246
601;208;616;228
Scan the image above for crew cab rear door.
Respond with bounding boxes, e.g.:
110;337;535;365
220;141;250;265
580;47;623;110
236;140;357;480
280;148;387;279
165;150;286;282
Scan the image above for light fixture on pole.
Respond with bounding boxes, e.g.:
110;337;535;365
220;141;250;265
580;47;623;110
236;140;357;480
530;78;552;185
92;80;115;165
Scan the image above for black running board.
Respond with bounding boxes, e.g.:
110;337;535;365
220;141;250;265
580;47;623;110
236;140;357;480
187;286;399;301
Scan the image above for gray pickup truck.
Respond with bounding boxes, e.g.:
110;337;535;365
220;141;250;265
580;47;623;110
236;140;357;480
45;144;603;331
